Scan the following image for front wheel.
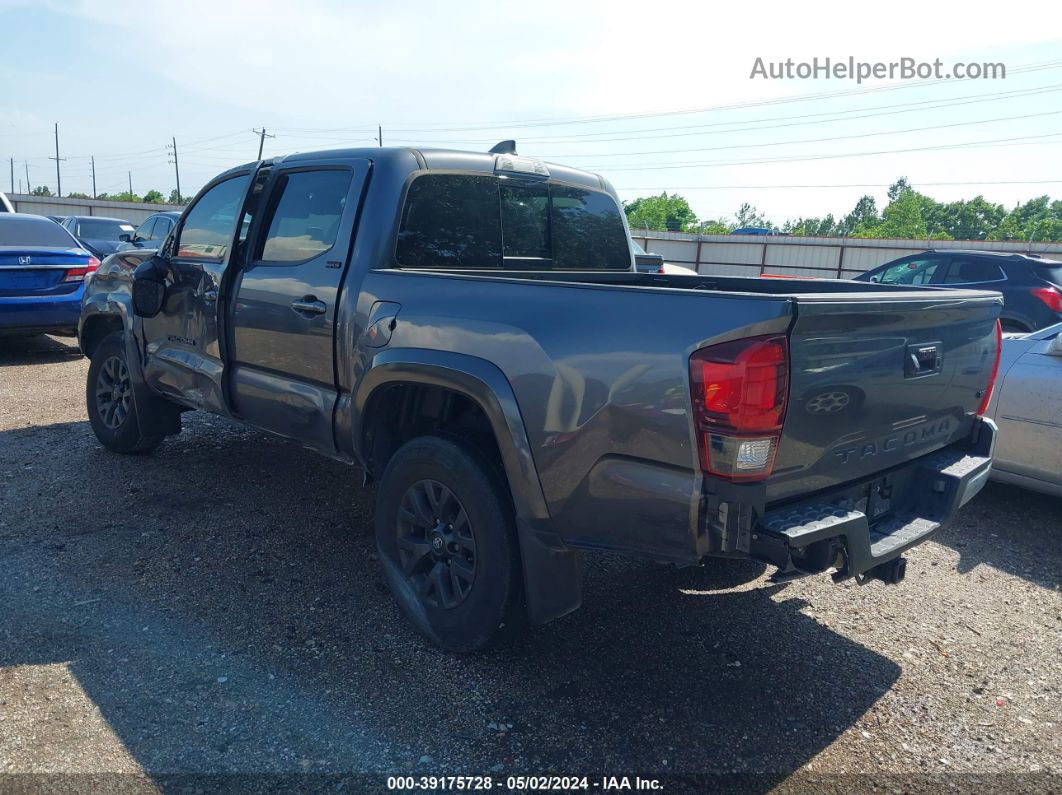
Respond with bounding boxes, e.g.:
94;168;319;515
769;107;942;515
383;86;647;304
374;435;524;652
86;332;161;454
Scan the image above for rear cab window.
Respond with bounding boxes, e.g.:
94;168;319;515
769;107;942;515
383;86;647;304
395;173;631;271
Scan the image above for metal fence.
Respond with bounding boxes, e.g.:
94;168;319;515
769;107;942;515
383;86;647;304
632;228;1062;278
5;193;185;225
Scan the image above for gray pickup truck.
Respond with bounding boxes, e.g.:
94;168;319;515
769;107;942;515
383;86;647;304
79;144;1002;651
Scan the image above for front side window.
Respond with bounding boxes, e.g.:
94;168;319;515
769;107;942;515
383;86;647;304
257;170;352;263
871;257;941;285
134;218;156;241
175;176;250;261
395;173;630;271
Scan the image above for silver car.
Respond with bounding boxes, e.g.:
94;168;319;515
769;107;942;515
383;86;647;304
986;322;1062;496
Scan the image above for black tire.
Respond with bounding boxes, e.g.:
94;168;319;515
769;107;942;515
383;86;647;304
1000;320;1028;334
375;435;523;652
86;332;162;454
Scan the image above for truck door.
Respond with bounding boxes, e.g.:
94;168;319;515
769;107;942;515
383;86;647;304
226;159;369;454
140;172;252;413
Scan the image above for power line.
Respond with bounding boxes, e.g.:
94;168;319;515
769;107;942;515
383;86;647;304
553;107;1062;160
585;130;1062;171
616;179;1062;190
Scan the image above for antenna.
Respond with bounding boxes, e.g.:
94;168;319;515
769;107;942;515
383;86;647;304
488;140;517;155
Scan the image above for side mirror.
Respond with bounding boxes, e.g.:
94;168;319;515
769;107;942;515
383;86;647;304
118;233;131;242
131;258;167;318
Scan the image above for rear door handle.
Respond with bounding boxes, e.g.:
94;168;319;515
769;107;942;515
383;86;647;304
291;297;327;315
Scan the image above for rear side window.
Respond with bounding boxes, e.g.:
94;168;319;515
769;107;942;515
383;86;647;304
397;175;501;269
396;173;630;270
0;217;78;247
1039;265;1062;286
176;176;250;261
550;184;630;270
939;258;1005;284
257;170;352;263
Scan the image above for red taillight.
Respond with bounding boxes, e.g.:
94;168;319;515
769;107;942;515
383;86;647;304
689;335;789;481
62;257;101;283
1031;285;1062;313
976;320;1002;417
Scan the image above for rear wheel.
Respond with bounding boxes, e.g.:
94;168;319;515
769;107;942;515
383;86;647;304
1000;320;1028;334
375;435;523;652
86;332;161;454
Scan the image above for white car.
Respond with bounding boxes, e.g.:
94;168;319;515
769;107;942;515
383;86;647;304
985;322;1062;496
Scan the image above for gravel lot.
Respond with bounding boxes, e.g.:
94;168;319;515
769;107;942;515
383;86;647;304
1;334;1059;792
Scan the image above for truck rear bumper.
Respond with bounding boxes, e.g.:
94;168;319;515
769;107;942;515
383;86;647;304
751;417;996;583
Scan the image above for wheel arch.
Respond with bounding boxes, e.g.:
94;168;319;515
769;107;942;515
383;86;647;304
354;349;548;522
354;349;581;625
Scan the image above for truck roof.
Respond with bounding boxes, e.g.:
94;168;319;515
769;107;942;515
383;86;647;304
216;146;610;192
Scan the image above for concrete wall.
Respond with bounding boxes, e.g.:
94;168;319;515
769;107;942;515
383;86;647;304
632;228;1062;278
5;193;185;225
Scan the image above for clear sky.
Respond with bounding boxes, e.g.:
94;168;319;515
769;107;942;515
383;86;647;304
2;0;1061;226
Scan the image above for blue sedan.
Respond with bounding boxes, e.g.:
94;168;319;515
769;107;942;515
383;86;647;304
0;214;100;337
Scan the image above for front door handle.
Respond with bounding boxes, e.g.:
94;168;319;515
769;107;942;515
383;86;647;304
291;297;327;315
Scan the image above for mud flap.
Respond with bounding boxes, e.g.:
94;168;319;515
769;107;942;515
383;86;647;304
517;519;582;624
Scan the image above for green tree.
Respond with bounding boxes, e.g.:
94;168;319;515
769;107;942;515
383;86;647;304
855;190;927;238
887;177;911;202
167;189;190;205
693;218;730;234
109;191;142;203
142;189;165;204
30;185;52;197
784;214;837;236
624;192;699;232
67;191;91;199
734;202;773;230
840;195;878;235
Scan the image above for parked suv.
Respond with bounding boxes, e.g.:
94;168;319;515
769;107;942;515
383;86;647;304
855;250;1062;332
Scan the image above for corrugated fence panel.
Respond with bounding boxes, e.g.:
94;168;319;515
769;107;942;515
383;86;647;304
763;244;840;271
8;194;184;226
699;261;761;276
645;239;699;264
699;242;763;265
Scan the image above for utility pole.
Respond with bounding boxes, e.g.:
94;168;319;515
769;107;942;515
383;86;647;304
48;122;66;197
24;161;30;192
91;156;97;199
252;127;274;160
167;137;181;203
9;157;13;193
128;171;133;198
377;124;383;147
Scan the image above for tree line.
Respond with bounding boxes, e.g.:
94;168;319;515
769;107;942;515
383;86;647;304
26;186;190;205
624;178;1062;242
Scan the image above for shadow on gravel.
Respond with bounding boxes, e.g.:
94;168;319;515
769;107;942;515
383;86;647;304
0;334;82;367
937;481;1061;590
1;417;900;785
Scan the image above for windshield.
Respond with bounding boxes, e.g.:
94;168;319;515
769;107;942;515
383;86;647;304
0;217;78;247
78;219;134;239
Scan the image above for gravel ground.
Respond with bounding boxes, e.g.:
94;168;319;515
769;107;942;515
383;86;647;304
0;334;1059;793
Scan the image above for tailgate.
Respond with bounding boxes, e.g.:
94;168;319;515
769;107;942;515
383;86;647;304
767;290;1002;503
